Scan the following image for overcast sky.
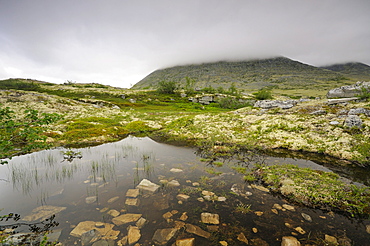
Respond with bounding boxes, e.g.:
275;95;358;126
1;0;369;88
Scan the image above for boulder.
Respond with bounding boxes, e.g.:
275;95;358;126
327;81;370;98
254;100;297;109
344;115;362;128
348;108;370;116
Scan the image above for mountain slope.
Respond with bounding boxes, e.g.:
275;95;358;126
132;57;355;92
321;62;370;81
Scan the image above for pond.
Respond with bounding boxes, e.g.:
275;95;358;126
0;136;369;245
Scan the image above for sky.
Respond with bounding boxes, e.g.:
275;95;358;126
0;0;369;88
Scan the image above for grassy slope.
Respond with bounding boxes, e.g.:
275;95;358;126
132;57;356;97
321;62;370;81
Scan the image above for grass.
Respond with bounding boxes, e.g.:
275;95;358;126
254;164;370;217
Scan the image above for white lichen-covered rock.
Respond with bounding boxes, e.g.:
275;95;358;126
327;81;370;98
254;100;297;109
344;115;363;128
201;212;220;225
136;179;160;194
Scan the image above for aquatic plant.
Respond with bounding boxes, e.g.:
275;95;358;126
235;203;252;214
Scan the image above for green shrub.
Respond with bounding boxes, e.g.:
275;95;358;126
254;89;273;100
156;80;177;94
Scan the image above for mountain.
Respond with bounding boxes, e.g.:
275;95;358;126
132;57;356;93
321;62;370;81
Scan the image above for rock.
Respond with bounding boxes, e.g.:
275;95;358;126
310;110;326;115
107;209;120;217
112;214;142;226
170;168;183;173
192;182;200;186
152;194;170;210
81;229;101;246
127;226;141;245
152;228;179;245
282;204;295;211
255;211;264;216
273;204;283;210
201;213;220;224
237;232;249;244
252;228;258;233
126;189;140;198
22;205;67;222
271;209;278;214
348;107;370;116
112;105;120;110
330;121;340;125
174;221;186;229
281;236;301;246
107;196;119;204
95;222;105;228
251;184;269;192
125;198;140;206
163;211;173;220
327;97;359;105
327;81;370;98
301;213;312;222
254;100;297;109
129;98;136;103
186;223;211;238
86;196;97;204
136;179;160;194
92;240;113;246
202;190;215;196
219;241;228;246
294;227;306;235
325;234;338;245
180;212;188;221
167;180;181;187
344;115;362;128
175;238;195;246
366;224;370;234
136;217;148;229
217;196;227;202
176;194;190;202
70;221;119;240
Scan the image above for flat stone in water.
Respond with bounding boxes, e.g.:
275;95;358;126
152;228;179;245
176;194;190;201
70;221;119;240
22;205;67;222
126;189;140;198
185;224;211;238
127;226;141;245
125;198;139;206
136;179;160;194
201;212;220;224
175;238;195;246
282;204;295;211
167;180;180;187
367;225;370;234
170;168;183;173
237;232;249;244
86;196;97;204
251;184;269;192
107;196;119;204
107;209;120;217
301;213;312;222
112;213;142;226
281;236;301;246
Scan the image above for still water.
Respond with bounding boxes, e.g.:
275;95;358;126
0;136;369;245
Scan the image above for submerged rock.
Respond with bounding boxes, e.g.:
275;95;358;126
107;196;119;204
127;226;141;245
237;232;249;244
325;234;338;245
22;205;66;222
301;213;312;222
86;196;97;204
70;221;119;240
175;238;195;246
126;188;140;198
136;179;160;194
201;212;220;225
152;228;179;245
185;224;211;238
281;236;301;246
112;213;142;226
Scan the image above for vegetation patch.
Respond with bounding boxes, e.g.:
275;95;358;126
251;164;370;217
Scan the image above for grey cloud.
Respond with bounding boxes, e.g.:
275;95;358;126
0;0;369;87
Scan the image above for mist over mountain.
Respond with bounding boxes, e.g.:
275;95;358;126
132;57;358;92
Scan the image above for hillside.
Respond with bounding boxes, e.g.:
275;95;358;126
321;62;370;81
133;57;356;95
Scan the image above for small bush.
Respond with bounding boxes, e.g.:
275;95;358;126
157;80;177;94
254;89;273;100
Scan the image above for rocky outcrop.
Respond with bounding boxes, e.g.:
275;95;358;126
327;81;370;98
344;115;363;128
254;100;298;109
